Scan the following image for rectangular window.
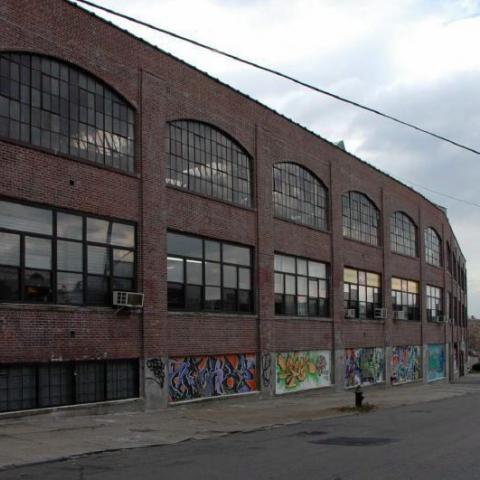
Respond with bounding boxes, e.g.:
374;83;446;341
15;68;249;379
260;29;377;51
344;268;381;320
426;285;443;322
167;232;253;313
0;199;136;306
274;253;329;317
391;277;419;320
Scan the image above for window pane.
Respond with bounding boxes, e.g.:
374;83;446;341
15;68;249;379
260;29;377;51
24;269;51;302
205;261;220;286
57;212;83;240
0;201;52;235
185;285;202;309
344;268;357;284
223;265;237;288
186;259;202;285
0;266;19;301
223;288;237;311
238;290;251;313
0;232;20;266
392;277;402;291
239;268;251;290
111;223;135;247
297;259;307;275
274;273;284;294
168;282;184;308
87;218;110;243
113;249;134;278
57;272;83;304
204;286;221;310
57;240;83;272
309;261;326;279
205;240;220;261
367;272;380;287
25;237;51;269
167;257;183;283
274;255;295;273
223;244;250;266
285;275;296;295
88;246;110;275
113;278;133;291
167;233;203;258
86;275;109;305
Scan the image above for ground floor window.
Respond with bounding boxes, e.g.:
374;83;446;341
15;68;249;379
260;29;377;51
0;359;139;413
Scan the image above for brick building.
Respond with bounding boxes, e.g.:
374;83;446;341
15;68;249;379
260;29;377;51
0;0;468;413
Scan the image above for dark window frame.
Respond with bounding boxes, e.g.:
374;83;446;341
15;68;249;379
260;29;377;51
426;285;443;322
272;162;328;231
167;231;254;314
342;191;380;246
391;277;420;321
343;267;382;320
390;211;417;257
0;198;136;307
424;227;442;267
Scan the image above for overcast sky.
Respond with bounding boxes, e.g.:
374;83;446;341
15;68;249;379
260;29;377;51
73;0;480;315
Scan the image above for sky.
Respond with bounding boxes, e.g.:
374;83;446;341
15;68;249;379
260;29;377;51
72;0;480;315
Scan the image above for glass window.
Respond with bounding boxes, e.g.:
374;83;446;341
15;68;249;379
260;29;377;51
167;232;253;313
391;277;419;320
344;267;381;319
273;163;328;230
274;253;329;317
391;212;417;257
342;191;380;246
166;121;252;207
0;52;135;172
0;200;52;235
426;285;443;322
0;200;135;305
425;228;442;267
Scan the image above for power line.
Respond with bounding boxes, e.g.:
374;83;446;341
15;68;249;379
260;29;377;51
72;0;480;157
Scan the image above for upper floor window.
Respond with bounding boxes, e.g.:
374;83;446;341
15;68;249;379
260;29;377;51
343;268;381;320
391;277;419;320
0;200;136;305
0;53;135;172
273;163;328;230
424;227;442;267
426;285;443;322
274;254;329;317
166;121;252;207
167;232;253;313
342;191;380;246
390;212;417;257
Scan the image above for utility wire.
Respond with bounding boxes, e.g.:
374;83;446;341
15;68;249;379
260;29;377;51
73;0;480;156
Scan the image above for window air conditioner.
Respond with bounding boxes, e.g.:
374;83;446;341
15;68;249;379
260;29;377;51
113;291;144;308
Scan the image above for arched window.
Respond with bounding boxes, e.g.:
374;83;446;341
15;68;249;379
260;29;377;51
390;212;417;257
425;227;442;266
0;52;135;172
272;163;328;230
342;191;380;246
166;120;252;207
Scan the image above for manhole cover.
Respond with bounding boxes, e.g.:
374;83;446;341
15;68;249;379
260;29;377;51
310;436;397;446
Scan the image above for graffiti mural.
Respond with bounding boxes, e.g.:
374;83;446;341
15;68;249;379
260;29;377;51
146;358;166;388
391;346;421;385
168;354;257;402
275;351;331;394
345;347;384;387
261;353;272;388
427;344;446;382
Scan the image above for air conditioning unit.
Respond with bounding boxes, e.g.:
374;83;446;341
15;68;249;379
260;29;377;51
394;310;407;321
375;308;387;320
113;291;144;308
436;315;446;324
345;309;356;319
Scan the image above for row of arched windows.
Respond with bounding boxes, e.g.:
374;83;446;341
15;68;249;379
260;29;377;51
0;52;448;268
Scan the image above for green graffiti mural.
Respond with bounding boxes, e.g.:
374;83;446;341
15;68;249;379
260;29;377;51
345;347;384;387
427;344;445;382
276;351;331;394
391;346;422;384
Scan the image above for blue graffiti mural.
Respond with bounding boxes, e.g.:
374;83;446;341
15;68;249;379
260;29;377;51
427;344;445;382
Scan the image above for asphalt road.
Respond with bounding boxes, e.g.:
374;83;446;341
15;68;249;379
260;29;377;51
2;390;479;480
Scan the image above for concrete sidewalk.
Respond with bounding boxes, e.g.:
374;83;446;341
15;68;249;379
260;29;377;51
1;376;479;472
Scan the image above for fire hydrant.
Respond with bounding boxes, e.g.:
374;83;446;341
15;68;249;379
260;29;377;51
355;385;364;407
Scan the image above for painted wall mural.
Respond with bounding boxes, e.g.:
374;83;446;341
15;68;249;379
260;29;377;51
345;347;384;387
391;346;422;385
275;351;331;394
427;344;446;382
168;354;257;402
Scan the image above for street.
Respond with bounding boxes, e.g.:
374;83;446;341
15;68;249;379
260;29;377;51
1;386;479;480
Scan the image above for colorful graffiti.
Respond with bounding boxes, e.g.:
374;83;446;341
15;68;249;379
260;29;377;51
275;351;331;394
427;344;446;382
168;354;257;402
345;347;384;387
391;346;422;385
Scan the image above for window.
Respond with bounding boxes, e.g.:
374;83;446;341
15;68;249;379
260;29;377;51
342;192;380;246
166;121;252;207
390;212;417;257
344;268;381;319
426;285;443;322
0;360;139;413
446;242;452;273
273;163;328;230
0;200;136;306
274;254;329;317
424;227;442;267
167;232;253;313
391;277;419;320
0;53;135;172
